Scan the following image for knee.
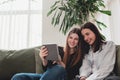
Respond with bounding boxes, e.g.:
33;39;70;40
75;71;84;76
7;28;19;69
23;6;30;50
11;73;26;80
40;65;66;80
50;65;66;78
53;65;66;74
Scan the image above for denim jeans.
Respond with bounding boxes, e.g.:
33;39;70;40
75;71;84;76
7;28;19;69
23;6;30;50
11;65;66;80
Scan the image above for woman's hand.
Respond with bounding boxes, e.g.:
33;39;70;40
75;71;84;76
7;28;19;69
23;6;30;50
80;76;86;80
57;60;66;68
39;46;48;66
52;60;65;68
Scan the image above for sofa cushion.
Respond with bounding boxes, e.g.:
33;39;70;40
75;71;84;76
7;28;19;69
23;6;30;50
114;45;120;76
0;47;38;80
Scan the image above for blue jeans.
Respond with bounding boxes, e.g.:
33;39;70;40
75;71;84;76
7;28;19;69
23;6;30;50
11;65;66;80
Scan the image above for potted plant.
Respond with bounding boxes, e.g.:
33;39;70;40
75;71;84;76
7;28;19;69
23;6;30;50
47;0;111;35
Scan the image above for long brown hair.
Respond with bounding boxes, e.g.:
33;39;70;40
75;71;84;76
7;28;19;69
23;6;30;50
63;28;82;67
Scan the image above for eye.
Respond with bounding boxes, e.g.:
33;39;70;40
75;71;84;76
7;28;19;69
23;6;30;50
69;36;73;39
74;38;79;41
85;32;89;36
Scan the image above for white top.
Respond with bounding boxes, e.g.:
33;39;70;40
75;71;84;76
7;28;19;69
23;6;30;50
79;41;116;80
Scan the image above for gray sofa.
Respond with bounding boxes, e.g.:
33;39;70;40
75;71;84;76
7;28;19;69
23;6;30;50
0;45;120;80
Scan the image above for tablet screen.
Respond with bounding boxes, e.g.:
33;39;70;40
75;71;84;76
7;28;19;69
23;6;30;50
43;44;60;61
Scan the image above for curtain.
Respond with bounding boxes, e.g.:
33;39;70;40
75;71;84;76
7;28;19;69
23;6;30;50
0;0;42;50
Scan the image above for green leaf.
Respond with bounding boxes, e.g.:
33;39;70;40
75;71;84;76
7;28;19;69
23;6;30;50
59;7;66;11
99;10;111;16
51;1;60;9
47;6;58;16
97;0;105;8
95;20;107;30
47;0;111;35
100;33;106;40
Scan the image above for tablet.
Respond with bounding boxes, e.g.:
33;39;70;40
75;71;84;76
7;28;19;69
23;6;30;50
43;44;60;61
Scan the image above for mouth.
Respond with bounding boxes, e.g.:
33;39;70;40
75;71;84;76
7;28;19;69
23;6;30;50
87;40;92;45
70;44;75;47
86;40;90;44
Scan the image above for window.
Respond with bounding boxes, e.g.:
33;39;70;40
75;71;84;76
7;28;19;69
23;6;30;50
0;0;42;50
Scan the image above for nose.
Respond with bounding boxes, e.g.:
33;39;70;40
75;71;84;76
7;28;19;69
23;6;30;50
71;39;75;43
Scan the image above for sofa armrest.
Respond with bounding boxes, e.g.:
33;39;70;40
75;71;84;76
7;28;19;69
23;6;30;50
0;47;41;80
114;45;120;76
34;48;44;73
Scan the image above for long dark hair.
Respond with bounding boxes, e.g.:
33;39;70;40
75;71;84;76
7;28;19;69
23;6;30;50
63;28;83;67
80;22;105;52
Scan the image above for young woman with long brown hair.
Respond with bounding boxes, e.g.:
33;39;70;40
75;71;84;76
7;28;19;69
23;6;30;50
11;27;84;80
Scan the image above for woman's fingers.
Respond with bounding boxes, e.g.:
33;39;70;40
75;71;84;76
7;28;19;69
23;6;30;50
52;61;57;64
40;46;48;59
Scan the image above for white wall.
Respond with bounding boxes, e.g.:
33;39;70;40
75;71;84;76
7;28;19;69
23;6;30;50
109;0;120;45
42;0;66;46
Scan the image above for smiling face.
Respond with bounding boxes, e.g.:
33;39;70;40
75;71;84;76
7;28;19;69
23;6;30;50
67;33;79;49
81;28;96;46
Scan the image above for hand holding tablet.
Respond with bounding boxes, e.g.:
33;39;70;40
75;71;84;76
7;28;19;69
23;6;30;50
43;44;60;61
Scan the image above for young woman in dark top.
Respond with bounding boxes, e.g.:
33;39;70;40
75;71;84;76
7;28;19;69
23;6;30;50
11;28;84;80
